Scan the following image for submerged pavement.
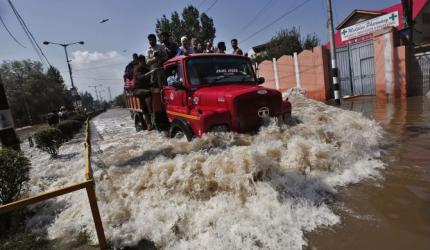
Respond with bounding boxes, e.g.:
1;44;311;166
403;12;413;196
308;96;430;250
24;96;386;249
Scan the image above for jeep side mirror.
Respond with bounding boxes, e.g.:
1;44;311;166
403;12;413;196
257;77;265;85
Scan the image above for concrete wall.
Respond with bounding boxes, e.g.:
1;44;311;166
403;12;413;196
258;46;330;101
277;55;295;92
373;28;409;99
258;31;415;101
258;60;276;90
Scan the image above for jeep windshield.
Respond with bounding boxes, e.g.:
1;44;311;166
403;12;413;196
186;56;256;87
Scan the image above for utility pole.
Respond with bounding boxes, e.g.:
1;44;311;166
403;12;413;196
108;87;112;102
63;46;75;90
89;85;100;101
326;0;341;105
401;0;414;45
43;41;84;107
0;74;20;150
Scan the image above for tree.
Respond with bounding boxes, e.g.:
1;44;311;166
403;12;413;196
252;27;321;64
46;66;64;84
45;66;69;111
155;5;216;45
200;13;216;43
113;94;125;107
0;60;70;126
80;91;94;110
181;5;201;41
302;33;320;50
170;11;183;44
155;15;171;39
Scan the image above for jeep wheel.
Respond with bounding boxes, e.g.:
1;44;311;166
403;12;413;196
173;129;185;139
169;124;193;141
282;112;292;123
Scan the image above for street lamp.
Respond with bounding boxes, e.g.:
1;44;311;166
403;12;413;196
43;41;84;107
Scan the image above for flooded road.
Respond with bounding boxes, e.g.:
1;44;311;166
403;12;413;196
26;96;386;249
308;96;430;250
23;95;429;249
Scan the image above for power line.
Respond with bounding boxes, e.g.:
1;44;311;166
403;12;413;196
8;1;43;62
233;0;274;38
204;0;218;13
240;0;312;45
8;0;49;64
7;0;52;67
0;14;26;48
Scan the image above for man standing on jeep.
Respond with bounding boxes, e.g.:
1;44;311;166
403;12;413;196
124;53;138;81
133;55;153;130
147;33;168;88
160;32;179;59
231;39;243;55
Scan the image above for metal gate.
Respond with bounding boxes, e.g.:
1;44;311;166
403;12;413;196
336;40;376;97
412;51;430;96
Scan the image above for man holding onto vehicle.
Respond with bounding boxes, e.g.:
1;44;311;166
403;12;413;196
133;55;153;130
147;33;168;88
231;39;243;55
124;53;137;84
160;32;179;59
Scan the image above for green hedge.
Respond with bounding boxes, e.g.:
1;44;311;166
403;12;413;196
32;110;105;157
34;128;65;158
0;148;31;205
57;120;82;139
0;148;31;235
68;113;87;123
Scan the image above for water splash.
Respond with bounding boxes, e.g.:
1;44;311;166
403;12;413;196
25;96;384;249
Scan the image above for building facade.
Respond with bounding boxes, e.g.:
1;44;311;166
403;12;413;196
258;0;430;101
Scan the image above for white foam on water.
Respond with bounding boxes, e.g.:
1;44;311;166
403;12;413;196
25;96;384;249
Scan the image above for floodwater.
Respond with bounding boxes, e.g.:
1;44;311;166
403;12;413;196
23;95;430;249
308;96;430;250
24;95;386;249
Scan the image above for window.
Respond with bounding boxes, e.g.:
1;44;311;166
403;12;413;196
186;56;256;87
166;63;183;86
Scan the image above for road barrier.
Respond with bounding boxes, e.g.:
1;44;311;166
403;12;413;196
0;116;108;249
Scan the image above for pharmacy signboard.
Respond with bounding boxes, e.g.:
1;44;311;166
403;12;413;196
341;11;399;42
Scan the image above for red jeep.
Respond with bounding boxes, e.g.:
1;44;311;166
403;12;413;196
125;54;291;141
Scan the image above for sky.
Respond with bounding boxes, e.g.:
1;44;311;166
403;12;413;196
0;0;400;99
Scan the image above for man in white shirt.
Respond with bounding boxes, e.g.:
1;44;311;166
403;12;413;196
146;33;168;88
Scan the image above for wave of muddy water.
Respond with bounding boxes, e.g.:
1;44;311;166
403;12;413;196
24;96;384;249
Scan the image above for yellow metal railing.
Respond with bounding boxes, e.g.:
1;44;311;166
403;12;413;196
0;116;107;249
